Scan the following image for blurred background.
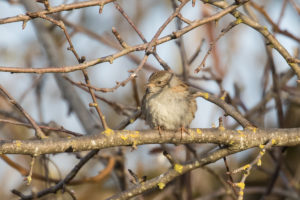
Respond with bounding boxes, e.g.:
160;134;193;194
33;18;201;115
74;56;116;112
0;0;300;199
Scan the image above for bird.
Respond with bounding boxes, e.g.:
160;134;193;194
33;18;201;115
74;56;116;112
141;70;197;131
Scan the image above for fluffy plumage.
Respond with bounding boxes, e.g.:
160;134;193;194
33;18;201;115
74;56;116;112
141;71;197;130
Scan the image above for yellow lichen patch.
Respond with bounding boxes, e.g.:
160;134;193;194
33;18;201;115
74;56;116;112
174;164;183;174
189;131;195;140
219;126;225;131
220;93;226;101
259;144;265;149
202;92;209;99
257;159;262;166
120;135;128;141
242;164;250;170
89;102;98;107
235;18;243;24
130;119;135;123
196;128;202;134
239;191;244;198
15;140;22;147
260;150;265;156
271;139;276;145
237;130;245;137
158;182;165;190
235;182;245;189
247;126;257;133
130;132;140;138
229;140;235;145
103;128;114;136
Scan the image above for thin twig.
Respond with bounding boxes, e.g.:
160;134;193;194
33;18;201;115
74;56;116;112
0;2;251;74
0;118;82;137
0;85;46;139
194;91;254;128
113;1;172;71
82;69;109;130
12;150;100;200
0;0;116;24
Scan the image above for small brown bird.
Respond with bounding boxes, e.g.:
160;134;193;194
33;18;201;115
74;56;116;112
141;70;197;130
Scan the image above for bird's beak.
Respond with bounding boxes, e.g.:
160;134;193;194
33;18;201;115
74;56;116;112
146;83;155;88
145;83;155;93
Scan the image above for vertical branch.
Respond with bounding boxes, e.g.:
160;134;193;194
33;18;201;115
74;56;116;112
25;156;36;185
131;78;140;107
218;117;238;197
171;0;189;81
82;69;109;130
276;0;288;26
266;47;284;127
201;5;223;78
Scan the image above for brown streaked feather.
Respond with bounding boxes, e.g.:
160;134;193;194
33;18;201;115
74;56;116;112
148;70;170;82
171;82;188;92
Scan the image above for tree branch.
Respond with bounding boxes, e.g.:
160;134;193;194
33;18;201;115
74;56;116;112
0;0;116;25
204;0;300;80
0;128;299;155
0;1;248;74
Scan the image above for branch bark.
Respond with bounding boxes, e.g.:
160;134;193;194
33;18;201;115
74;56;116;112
0;128;299;155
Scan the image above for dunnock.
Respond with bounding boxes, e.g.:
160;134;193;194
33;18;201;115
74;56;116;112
141;70;197;130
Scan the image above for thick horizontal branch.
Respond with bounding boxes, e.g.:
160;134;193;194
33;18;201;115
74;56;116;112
0;128;300;155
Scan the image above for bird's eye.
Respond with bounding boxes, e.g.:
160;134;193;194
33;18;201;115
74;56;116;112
157;81;162;84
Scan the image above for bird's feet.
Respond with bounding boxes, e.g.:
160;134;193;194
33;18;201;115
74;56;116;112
155;126;163;137
180;126;189;140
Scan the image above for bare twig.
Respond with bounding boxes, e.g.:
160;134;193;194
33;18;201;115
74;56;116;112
194;92;254;128
0;0;116;24
0;85;46;139
206;0;300;79
0;2;248;74
230;140;274;200
12;150;100;200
